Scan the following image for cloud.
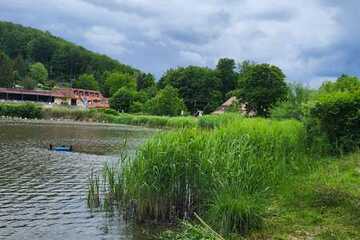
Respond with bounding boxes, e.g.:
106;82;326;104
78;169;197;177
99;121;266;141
179;51;206;66
0;0;359;86
84;26;128;55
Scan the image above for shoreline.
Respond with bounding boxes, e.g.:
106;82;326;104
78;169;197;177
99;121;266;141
0;116;160;131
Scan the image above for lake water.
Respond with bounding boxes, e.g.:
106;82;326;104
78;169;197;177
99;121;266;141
0;120;157;240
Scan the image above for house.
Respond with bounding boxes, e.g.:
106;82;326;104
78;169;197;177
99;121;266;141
0;87;109;109
211;96;252;115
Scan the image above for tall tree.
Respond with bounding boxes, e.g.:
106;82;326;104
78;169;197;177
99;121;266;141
145;85;187;116
0;50;14;88
159;66;222;113
109;87;137;112
29;62;48;84
136;72;156;90
238;63;288;117
216;58;237;96
13;54;27;81
73;73;99;90
104;72;137;97
320;75;360;93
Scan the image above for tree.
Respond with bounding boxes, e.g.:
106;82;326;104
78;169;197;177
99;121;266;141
13;54;27;81
158;66;222;113
109;87;137;112
238;63;288;117
270;83;313;120
27;36;56;66
145;85;187;116
320;75;360;93
0;50;14;88
29;62;48;84
73;73;99;90
104;72;137;97
136;73;156;90
216;58;237;96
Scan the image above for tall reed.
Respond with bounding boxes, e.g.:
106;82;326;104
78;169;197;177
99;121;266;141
95;117;311;235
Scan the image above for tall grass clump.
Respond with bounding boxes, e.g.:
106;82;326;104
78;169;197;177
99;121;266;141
107;117;310;236
197;113;242;129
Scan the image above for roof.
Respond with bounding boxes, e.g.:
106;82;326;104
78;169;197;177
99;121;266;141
0;87;63;97
0;87;106;100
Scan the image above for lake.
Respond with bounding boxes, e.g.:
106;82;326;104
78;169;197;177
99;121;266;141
0;120;157;240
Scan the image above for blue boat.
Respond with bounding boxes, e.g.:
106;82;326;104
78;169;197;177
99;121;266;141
49;144;73;152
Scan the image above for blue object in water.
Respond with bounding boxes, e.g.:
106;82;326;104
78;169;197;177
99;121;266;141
49;144;73;152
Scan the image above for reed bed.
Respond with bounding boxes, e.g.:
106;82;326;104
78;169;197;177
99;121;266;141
90;117;311;236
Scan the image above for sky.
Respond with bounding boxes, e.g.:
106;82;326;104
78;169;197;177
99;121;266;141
1;0;359;87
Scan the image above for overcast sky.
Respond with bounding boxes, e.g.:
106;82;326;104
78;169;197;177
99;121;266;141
1;0;359;87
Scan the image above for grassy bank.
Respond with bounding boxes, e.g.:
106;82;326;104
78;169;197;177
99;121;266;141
0;102;198;128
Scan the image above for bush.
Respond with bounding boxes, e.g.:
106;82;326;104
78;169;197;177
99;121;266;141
0;103;42;119
309;91;360;153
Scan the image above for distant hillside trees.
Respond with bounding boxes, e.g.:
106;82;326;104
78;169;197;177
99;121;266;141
73;74;99;91
0;50;14;88
0;21;141;90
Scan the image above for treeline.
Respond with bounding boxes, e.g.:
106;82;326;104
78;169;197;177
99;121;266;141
0;21;143;90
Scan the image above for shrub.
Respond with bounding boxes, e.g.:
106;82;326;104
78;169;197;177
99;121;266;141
0;103;42;119
309;91;360;153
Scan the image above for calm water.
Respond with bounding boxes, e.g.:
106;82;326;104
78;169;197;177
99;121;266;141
0;120;156;240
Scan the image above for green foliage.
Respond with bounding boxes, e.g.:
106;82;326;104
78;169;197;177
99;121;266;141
237;63;288;117
0;21;141;88
309;91;360;153
216;58;237;96
0;50;14;87
104;72;137;96
73;73;99;90
109;87;137;112
0;103;42;118
320;75;360;93
13;54;27;81
145;85;187;116
21;77;37;90
136;72;156;90
93;117;309;236
29;62;48;84
270;83;313;120
197;113;242;129
129;101;144;113
159;66;222;113
208;193;264;235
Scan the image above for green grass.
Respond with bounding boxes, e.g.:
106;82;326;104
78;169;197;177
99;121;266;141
262;152;360;240
90;117;313;237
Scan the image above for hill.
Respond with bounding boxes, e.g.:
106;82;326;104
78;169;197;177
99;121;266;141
0;21;141;88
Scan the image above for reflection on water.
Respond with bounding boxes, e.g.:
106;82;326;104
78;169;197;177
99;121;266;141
0;120;156;240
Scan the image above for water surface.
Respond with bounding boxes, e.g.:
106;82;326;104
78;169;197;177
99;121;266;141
0;120;156;240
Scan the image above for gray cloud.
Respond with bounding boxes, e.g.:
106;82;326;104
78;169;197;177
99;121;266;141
0;0;359;87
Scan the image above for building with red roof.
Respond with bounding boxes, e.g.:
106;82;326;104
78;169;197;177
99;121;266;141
0;87;109;109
